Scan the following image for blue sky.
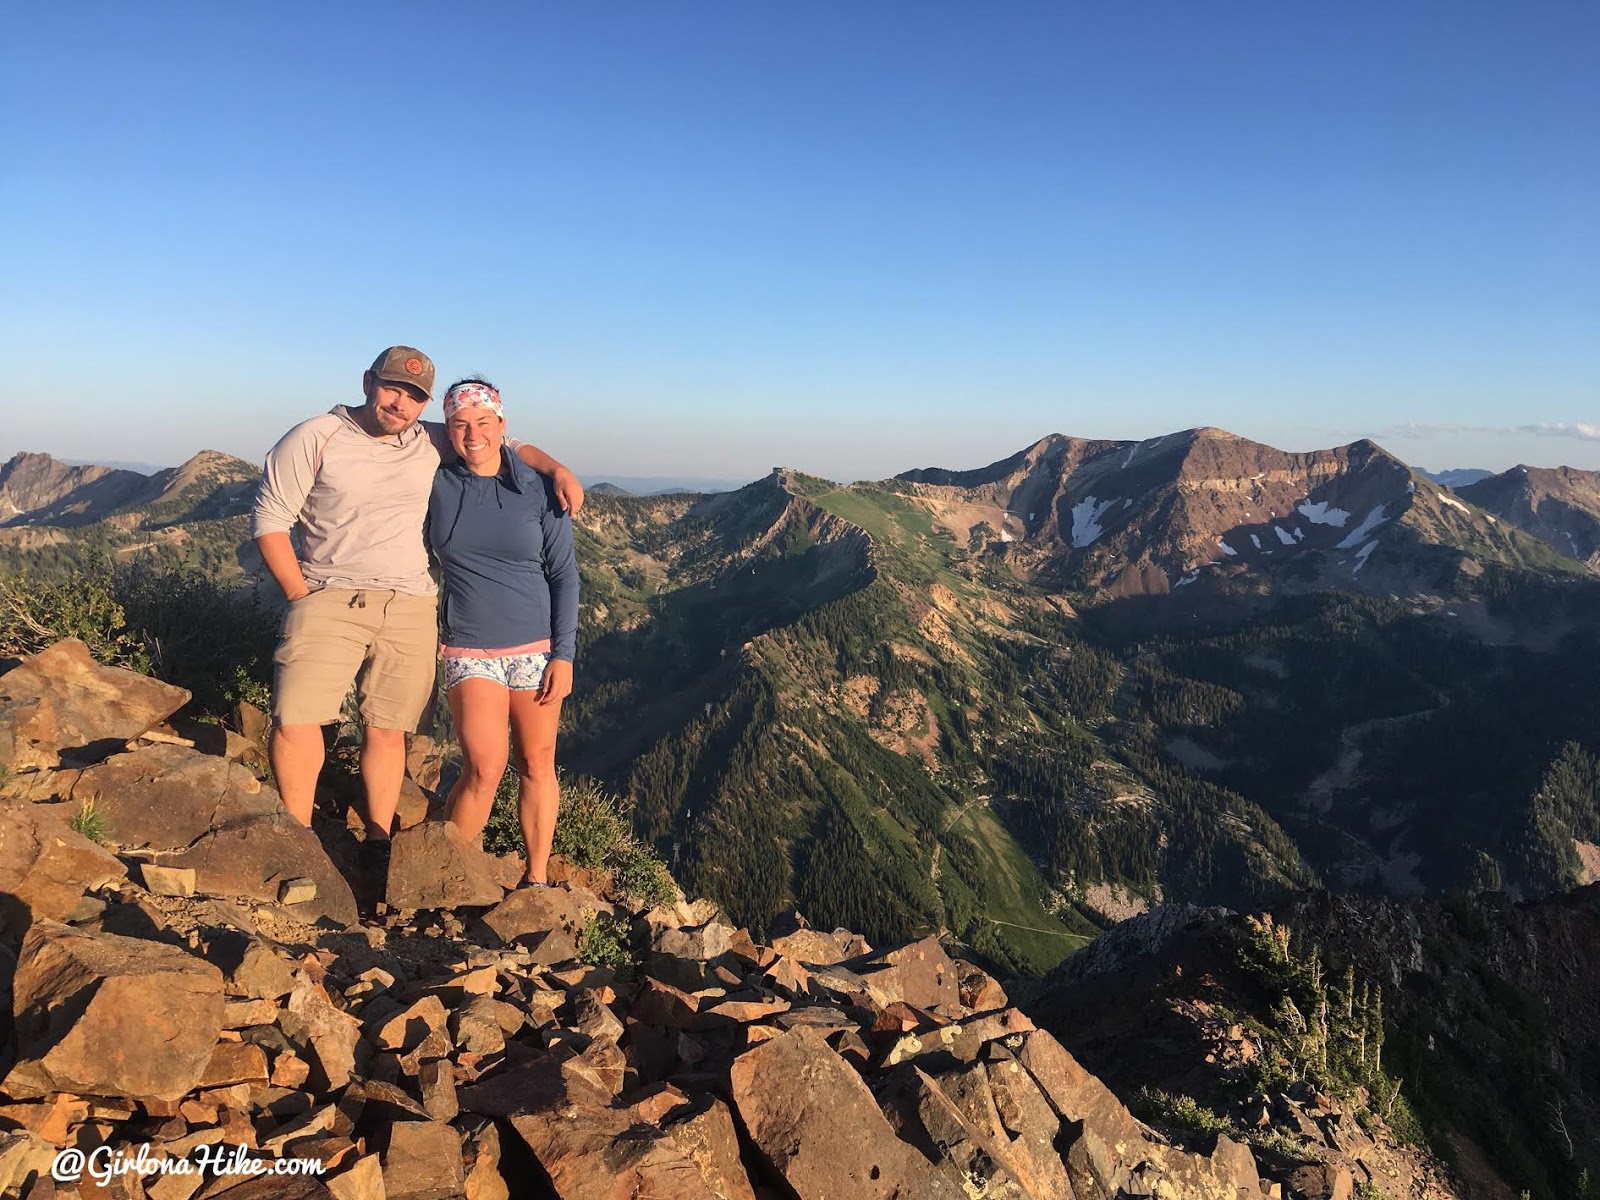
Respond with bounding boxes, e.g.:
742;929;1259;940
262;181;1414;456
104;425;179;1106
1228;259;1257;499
3;2;1595;481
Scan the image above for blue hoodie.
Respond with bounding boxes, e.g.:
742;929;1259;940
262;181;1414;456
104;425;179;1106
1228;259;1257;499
427;450;579;661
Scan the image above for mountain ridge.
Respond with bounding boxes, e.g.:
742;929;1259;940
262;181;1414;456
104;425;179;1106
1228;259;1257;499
7;432;1600;979
1458;463;1600;573
0;449;258;529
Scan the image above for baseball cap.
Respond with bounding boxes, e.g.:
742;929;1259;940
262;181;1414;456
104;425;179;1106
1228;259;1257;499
368;346;435;400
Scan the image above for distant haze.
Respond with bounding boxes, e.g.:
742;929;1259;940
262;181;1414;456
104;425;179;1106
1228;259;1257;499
581;474;756;496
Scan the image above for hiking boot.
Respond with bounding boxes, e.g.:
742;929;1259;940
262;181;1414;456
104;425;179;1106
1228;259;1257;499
357;837;392;879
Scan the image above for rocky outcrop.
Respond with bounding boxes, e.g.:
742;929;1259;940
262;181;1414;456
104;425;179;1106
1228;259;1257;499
66;741;359;925
0;830;1290;1200
4;919;225;1101
386;822;506;911
0;452;149;528
0;449;258;529
1030;902;1508;1200
0;638;189;771
0;797;127;937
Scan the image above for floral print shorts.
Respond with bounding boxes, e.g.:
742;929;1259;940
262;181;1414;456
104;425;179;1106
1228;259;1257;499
442;649;551;692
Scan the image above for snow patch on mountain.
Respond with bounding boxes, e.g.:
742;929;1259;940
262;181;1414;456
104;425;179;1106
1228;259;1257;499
1274;526;1296;547
1070;496;1119;548
1337;505;1389;549
1297;501;1351;527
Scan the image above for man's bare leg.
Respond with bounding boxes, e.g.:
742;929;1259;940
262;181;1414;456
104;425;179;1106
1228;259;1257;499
271;724;326;827
360;725;408;840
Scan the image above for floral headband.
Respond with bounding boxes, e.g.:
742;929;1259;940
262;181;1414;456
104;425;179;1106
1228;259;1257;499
443;382;504;421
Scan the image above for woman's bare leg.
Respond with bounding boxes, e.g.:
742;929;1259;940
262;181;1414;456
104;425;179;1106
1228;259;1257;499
444;678;510;841
509;688;562;884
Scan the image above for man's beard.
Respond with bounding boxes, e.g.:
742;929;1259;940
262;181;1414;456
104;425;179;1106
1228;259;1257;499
372;406;415;434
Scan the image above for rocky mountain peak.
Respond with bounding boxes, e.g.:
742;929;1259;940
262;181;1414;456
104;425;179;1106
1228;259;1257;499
0;448;258;531
1458;463;1600;572
0;452;149;527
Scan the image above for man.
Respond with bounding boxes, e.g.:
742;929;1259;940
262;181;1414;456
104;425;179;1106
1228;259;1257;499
250;346;583;870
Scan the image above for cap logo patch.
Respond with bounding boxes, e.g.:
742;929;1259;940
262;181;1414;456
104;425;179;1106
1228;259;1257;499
405;358;424;375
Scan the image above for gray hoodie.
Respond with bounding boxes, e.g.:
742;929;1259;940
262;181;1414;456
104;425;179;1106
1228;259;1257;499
250;406;456;594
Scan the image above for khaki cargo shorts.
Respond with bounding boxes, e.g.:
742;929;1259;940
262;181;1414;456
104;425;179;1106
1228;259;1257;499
271;587;438;730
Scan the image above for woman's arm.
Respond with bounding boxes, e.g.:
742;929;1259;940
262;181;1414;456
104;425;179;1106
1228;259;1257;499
537;480;581;705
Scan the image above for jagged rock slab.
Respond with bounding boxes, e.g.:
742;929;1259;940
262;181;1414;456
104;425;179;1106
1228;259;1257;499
386;821;506;910
0;694;55;777
1012;1030;1141;1152
278;979;363;1093
0;1130;58;1197
383;1118;465;1200
70;743;278;847
728;1025;967;1199
167;813;358;925
846;935;963;1016
658;1097;756;1200
508;1084;735;1200
978;1049;1079;1200
5;920;224;1101
203;929;298;999
876;1064;1038;1199
0;638;189;769
769;928;851;965
62;742;356;922
480;881;603;951
0;796;127;936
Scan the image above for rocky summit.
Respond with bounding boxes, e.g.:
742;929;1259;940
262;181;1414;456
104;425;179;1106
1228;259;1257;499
896;428;1576;599
1457;464;1600;573
0;637;1482;1200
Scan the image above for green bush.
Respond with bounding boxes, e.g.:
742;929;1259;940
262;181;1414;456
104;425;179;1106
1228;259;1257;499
0;567;150;671
0;560;278;717
576;913;636;977
482;769;678;908
1133;1087;1234;1140
69;798;109;843
109;561;278;715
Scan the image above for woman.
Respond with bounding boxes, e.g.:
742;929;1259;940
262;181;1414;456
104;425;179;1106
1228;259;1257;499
428;378;578;887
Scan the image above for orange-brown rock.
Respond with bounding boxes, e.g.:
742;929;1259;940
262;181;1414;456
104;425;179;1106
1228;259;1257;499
728;1026;966;1199
0;639;189;770
278;979;362;1092
382;1120;467;1200
507;1085;735;1200
386;821;505;911
5;920;224;1101
877;1064;1039;1199
0;797;127;934
848;936;962;1016
661;1097;757;1200
198;1042;269;1089
768;928;849;966
204;930;297;1000
631;978;699;1029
